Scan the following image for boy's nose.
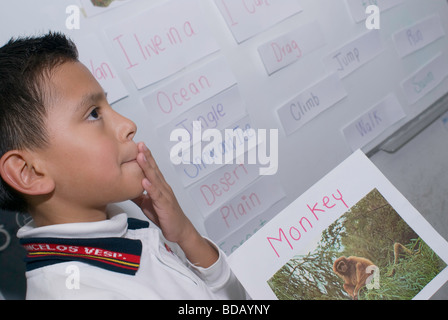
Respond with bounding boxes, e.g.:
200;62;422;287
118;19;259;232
114;111;137;142
124;120;137;141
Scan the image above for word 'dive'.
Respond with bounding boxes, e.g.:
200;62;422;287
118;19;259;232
170;121;278;176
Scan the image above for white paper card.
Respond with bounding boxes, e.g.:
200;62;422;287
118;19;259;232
142;57;237;125
188;162;262;216
324;31;383;79
105;0;219;89
402;53;448;105
171;115;255;187
76;35;128;104
214;0;302;43
157;85;247;149
217;206;280;256
393;15;445;58
342;94;406;151
228;150;448;300
205;177;285;243
277;73;347;136
346;0;405;23
258;21;326;75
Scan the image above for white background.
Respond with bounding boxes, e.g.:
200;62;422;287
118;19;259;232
1;0;447;253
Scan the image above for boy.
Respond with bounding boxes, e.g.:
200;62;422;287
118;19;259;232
0;32;246;299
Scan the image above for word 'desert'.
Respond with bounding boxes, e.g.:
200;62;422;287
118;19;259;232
170;121;278;176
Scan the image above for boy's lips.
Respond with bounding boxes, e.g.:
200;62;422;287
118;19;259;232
122;152;139;165
122;158;138;165
122;146;140;165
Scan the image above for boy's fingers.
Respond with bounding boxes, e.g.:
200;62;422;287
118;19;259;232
138;143;157;168
138;143;168;183
131;192;161;227
138;154;163;189
137;143;169;186
131;193;145;207
136;152;172;204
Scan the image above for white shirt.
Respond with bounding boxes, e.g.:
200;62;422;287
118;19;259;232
17;213;247;300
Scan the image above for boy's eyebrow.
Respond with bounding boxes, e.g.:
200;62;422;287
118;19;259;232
76;91;107;112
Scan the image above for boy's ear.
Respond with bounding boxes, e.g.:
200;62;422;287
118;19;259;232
0;150;55;196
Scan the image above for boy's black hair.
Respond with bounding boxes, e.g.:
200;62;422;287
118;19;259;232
0;32;79;213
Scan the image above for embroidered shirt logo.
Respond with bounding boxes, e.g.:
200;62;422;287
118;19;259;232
21;238;143;275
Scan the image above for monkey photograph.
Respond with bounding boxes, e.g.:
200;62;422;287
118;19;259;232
268;189;446;300
332;256;376;300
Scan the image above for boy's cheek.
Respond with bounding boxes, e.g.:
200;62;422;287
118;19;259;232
130;167;146;192
128;179;146;200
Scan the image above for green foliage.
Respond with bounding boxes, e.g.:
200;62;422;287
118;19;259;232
340;189;417;266
361;238;447;300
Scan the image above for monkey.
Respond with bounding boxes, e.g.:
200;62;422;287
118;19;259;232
333;256;376;300
387;242;419;277
333;243;419;299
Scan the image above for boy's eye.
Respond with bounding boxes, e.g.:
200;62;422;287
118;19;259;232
87;107;101;121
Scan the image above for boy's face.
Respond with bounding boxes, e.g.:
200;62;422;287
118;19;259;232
38;61;145;211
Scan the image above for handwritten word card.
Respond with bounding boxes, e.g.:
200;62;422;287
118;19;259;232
76;35;128;104
228;150;448;300
205;176;285;244
189;162;262;216
142;57;237;125
214;0;302;43
393;15;445;59
258;21;326;75
157;85;247;150
277;73;347;136
217;204;281;256
323;31;383;79
171;115;255;187
402;53;448;105
106;0;219;89
342;94;406;151
346;0;405;23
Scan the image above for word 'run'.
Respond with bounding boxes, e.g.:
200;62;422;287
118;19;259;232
267;189;349;258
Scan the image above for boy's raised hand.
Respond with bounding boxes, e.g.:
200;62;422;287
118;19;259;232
132;142;218;268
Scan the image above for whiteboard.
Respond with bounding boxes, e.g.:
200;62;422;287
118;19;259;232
1;0;448;252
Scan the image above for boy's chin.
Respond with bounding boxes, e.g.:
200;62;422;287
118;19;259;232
127;185;146;201
130;187;146;201
114;182;145;203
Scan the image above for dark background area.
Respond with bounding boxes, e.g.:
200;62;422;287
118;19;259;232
0;210;28;300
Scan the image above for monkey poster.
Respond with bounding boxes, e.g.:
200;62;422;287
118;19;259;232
228;150;448;300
